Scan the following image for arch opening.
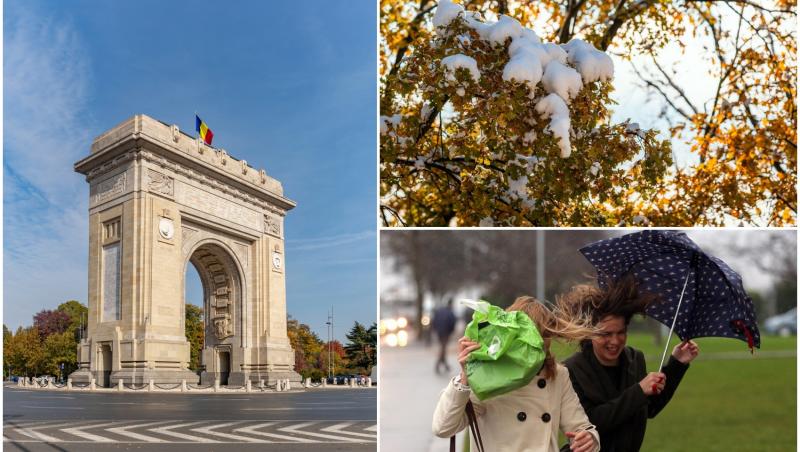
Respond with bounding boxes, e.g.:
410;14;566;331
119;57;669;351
184;242;242;386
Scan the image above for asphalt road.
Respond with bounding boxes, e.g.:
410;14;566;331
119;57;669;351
3;384;376;452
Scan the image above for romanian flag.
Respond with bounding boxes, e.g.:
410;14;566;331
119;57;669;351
195;115;214;145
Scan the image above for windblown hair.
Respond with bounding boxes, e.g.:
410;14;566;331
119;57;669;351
506;296;597;380
558;273;661;326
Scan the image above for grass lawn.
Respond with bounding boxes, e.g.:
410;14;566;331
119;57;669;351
552;333;796;451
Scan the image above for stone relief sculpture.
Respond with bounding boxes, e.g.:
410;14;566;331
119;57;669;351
264;214;282;237
147;169;174;197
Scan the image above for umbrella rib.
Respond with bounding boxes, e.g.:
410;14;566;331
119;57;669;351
658;266;693;370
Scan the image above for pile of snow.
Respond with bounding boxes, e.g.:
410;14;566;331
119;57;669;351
562;39;614;83
441;54;481;83
433;0;615;158
535;94;572;158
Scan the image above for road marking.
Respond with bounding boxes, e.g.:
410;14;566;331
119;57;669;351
295;402;357;405
321;422;377;439
190;422;263;443
29;396;75;399
106;421;168;443
60;421;121;442
240;407;340;411
19;405;84;410
365;425;377;432
100;402;166;405
149;421;220;443
195;398;251;401
11;422;78;443
279;422;366;443
233;422;318;443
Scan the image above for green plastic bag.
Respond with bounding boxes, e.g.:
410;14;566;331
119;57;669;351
462;300;545;401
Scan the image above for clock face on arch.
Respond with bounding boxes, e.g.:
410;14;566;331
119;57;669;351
272;252;282;270
158;218;174;239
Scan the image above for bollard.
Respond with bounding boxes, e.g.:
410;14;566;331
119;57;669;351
303;378;310;388
118;379;124;392
18;378;24;387
322;378;327;388
181;379;187;392
286;379;291;390
350;378;356;388
214;379;220;392
90;378;96;391
276;379;282;392
259;379;265;390
246;380;252;393
67;379;73;390
149;379;154;392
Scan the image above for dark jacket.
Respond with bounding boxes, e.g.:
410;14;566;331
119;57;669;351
563;342;689;452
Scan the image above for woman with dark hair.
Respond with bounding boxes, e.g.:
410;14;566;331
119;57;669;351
432;297;601;452
561;275;700;452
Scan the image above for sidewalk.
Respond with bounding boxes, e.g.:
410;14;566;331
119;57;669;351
380;336;466;452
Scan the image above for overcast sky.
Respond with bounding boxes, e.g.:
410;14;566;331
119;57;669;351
4;0;376;342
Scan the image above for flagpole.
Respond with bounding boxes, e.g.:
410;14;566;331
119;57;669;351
657;266;693;370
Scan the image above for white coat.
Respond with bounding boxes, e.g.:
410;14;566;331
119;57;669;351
432;363;600;452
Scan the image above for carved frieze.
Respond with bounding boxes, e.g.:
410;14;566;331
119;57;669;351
91;172;127;205
147;169;174;197
264;214;282;237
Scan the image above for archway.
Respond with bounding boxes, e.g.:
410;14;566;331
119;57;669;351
185;241;244;385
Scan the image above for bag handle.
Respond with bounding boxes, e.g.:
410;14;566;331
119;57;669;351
450;400;484;452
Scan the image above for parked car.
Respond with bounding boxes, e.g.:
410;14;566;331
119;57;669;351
764;308;797;336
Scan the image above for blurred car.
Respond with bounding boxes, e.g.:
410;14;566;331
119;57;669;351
764;308;796;336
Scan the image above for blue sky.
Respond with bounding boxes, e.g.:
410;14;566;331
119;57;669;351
4;0;377;342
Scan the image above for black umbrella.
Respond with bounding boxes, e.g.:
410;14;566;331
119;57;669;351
580;230;760;369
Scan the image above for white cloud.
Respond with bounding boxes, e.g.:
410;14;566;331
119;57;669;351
287;230;375;251
4;3;94;329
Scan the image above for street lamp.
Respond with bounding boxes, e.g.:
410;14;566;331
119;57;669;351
326;306;334;379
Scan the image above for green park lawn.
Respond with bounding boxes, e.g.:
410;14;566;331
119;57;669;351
551;333;797;451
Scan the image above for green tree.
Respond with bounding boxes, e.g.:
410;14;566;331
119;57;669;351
344;322;377;374
57;300;88;342
185;304;204;372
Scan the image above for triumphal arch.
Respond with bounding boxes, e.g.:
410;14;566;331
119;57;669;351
69;114;300;387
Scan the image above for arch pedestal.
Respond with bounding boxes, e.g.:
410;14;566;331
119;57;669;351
70;114;301;387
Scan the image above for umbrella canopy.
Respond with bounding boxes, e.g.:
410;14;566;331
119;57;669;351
580;230;760;352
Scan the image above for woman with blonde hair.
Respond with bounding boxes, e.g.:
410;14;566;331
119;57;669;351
432;296;601;452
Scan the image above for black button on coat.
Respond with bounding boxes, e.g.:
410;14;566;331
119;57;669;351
517;412;527;421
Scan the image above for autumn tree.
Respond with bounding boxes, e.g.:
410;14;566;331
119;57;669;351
5;326;45;377
287;316;325;379
33;309;71;339
318;340;348;378
380;0;796;226
185;304;204;371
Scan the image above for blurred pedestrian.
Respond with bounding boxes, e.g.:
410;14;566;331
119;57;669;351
433;297;600;452
432;299;457;374
561;275;700;452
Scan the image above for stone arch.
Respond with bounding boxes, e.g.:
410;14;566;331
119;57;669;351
71;114;300;386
